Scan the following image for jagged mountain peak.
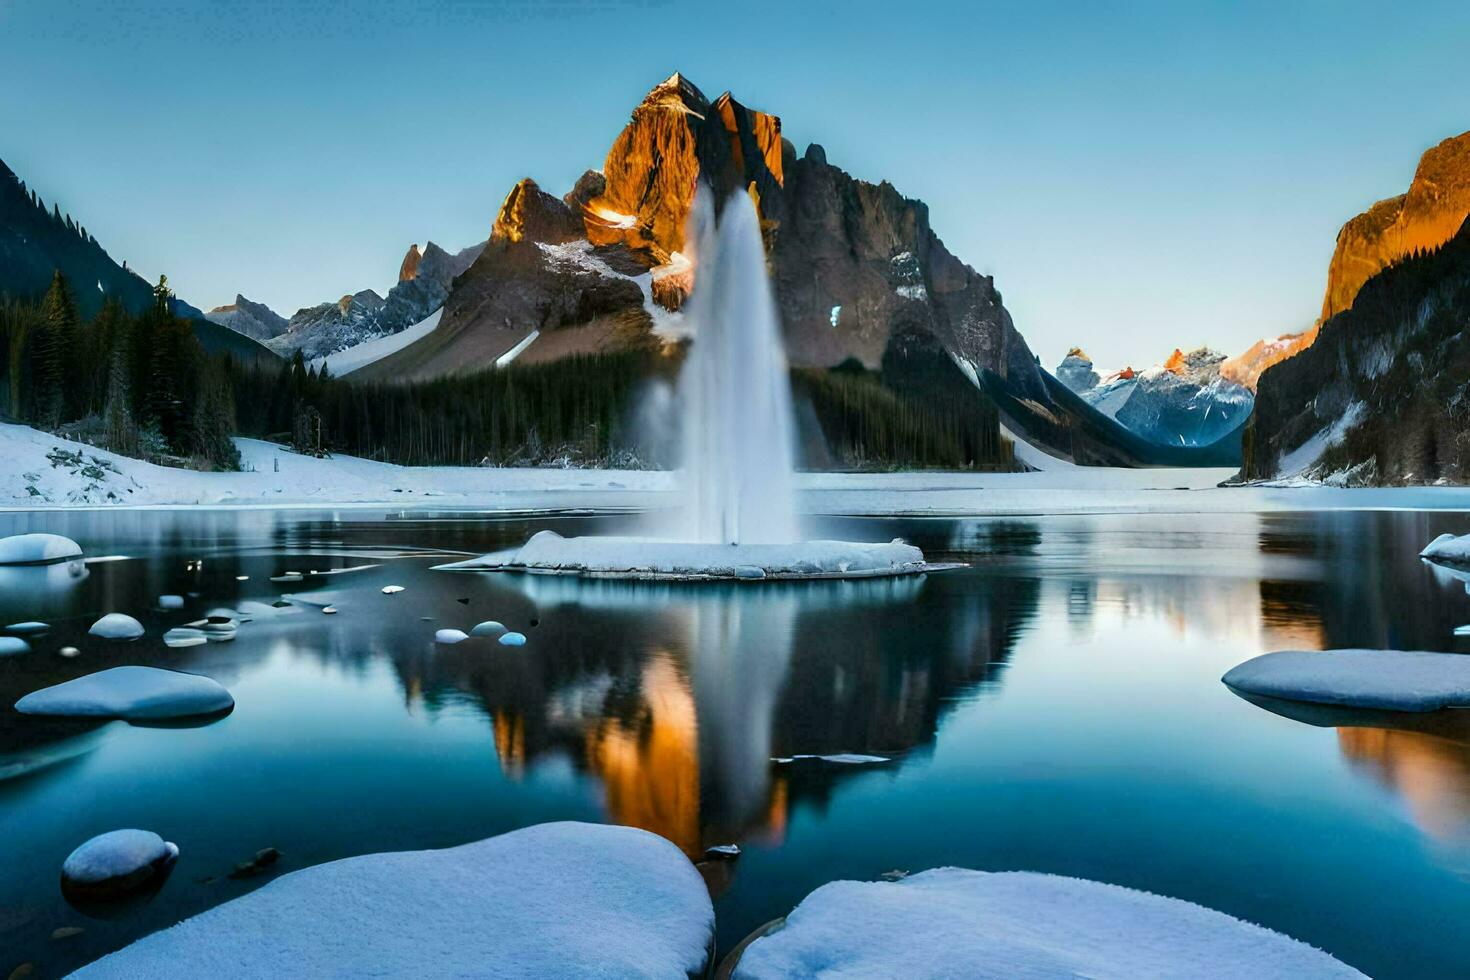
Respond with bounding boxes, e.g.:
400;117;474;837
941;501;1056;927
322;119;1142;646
399;244;422;282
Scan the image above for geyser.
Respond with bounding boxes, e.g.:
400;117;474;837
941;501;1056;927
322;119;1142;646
677;187;798;545
442;188;933;581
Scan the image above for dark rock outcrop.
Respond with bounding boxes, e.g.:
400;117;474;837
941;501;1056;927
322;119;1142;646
206;294;288;341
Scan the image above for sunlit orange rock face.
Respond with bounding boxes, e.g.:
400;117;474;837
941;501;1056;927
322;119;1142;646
398;244;422;283
585;72;784;265
1321;130;1470;322
1219;326;1318;390
492;177;584;246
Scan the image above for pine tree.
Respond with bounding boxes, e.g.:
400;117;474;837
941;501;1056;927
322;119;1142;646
40;270;81;422
104;348;138;457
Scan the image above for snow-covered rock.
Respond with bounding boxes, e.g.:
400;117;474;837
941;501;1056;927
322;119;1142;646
62;829;179;901
499;631;527;647
72;822;714;979
471;620;506;637
16;666;235;720
6;621;50;634
1421;532;1470;564
434;629;469;644
729;868;1363;979
89;613;144;640
1224;649;1470;712
439;531;930;581
0;532;82;565
0;636;31;656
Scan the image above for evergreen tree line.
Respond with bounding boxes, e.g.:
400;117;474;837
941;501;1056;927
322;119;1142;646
226;350;665;467
793;364;1011;469
0;271;239;469
4;271;1016;472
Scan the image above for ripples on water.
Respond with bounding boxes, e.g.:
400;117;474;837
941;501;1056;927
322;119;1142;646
2;508;1470;977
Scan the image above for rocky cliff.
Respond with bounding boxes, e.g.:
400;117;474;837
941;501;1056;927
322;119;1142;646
206;294;288;341
1243;215;1470;484
1321;131;1470;322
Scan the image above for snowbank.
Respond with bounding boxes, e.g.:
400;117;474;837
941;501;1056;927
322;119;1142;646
730;868;1362;979
63;829;178;900
73;822;714;979
438;530;930;580
9;421;1470;515
15;666;235;720
0;532;82;564
1224;649;1470;712
1421;532;1470;564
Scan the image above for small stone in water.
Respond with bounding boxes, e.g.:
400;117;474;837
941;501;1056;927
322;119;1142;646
59;646;80;658
471;621;505;637
322;606;337;615
235;575;249;581
499;632;527;647
704;844;740;860
51;926;85;940
436;629;469;644
158;595;185;610
89;613;144;641
0;637;30;656
228;847;281;880
529;618;540;627
382;585;404;595
164;628;207;649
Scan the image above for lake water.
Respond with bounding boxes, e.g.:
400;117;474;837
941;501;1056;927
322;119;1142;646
3;506;1470;977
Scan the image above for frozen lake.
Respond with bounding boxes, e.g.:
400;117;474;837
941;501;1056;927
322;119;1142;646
3;505;1470;977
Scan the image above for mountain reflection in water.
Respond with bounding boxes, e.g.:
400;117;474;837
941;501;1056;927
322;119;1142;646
8;508;1470;977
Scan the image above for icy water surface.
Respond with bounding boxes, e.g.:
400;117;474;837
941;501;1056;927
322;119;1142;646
3;507;1470;977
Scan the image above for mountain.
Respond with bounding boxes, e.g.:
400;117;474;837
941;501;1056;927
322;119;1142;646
1216;132;1470;392
1321;131;1470;323
367;73;1051;421
206;294;288;341
1242;214;1470;484
1057;347;1254;450
0;156;274;363
267;240;484;360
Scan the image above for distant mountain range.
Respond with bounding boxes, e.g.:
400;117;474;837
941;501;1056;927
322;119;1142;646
0;157;273;363
261;240;484;360
1056;347;1254;450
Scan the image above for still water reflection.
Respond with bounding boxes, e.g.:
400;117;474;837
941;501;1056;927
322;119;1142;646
2;509;1470;977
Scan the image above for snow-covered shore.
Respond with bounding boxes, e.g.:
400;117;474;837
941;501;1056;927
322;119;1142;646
6;422;1470;515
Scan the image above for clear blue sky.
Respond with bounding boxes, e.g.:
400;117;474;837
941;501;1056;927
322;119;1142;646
2;0;1467;369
